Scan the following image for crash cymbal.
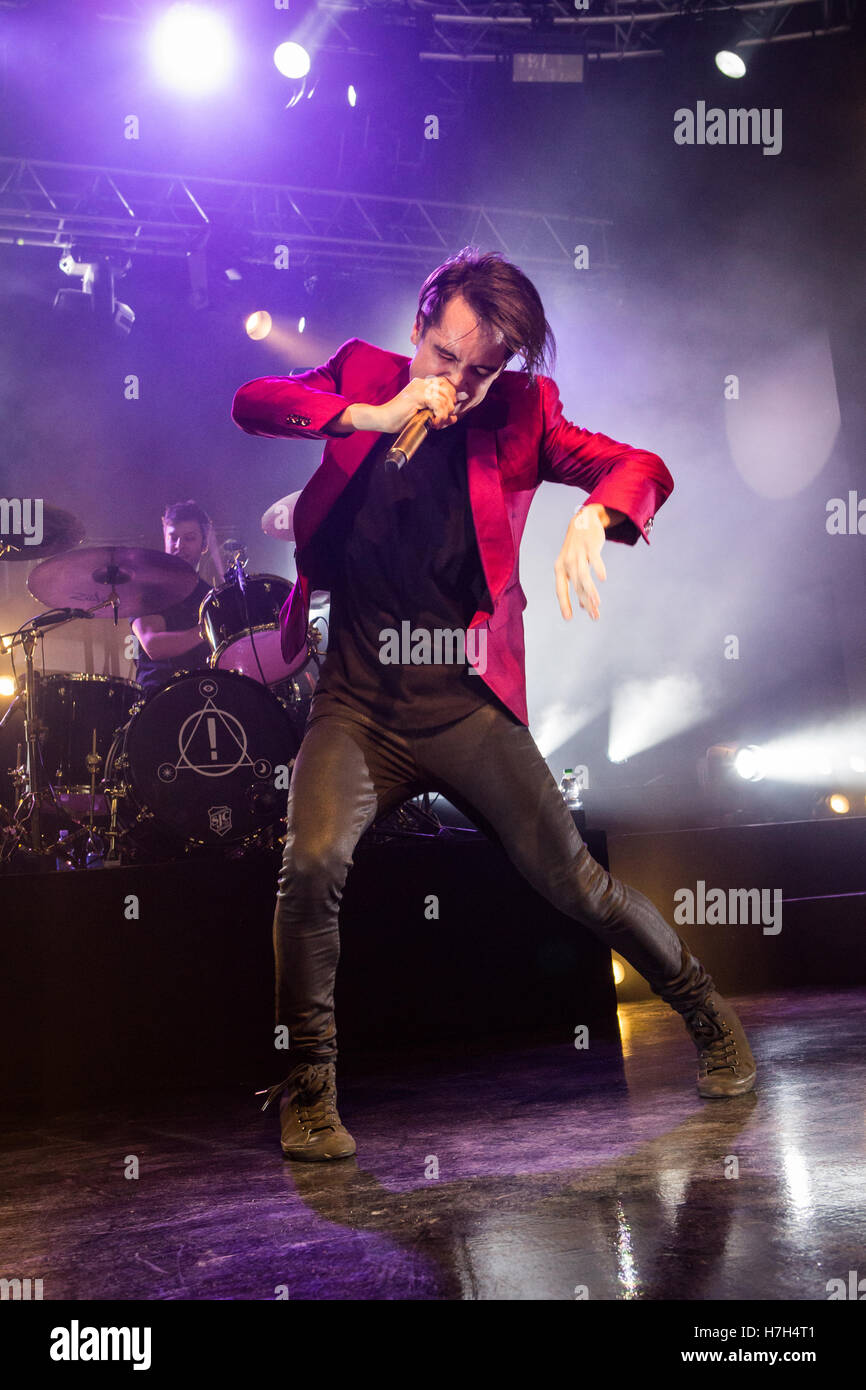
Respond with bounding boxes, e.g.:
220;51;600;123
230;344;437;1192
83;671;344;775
0;505;85;560
28;546;199;620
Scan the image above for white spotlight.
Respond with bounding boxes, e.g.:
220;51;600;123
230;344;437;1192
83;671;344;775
151;4;234;95
715;50;746;79
734;745;766;782
245;310;272;341
347;84;357;107
297;316;306;334
274;42;311;80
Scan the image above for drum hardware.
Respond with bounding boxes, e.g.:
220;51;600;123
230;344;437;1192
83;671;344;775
28;545;200;621
2;535;310;868
3;536;195;859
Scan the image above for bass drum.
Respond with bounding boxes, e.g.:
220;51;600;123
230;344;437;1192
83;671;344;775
105;669;297;854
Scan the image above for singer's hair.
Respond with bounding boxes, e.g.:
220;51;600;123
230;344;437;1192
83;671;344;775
414;247;556;383
162;500;211;547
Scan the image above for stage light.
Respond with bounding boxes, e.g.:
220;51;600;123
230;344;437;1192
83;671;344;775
347;84;357;107
828;793;850;815
851;755;866;774
245;310;272;341
274;41;311;80
0;675;15;697
53;252;134;337
150;4;234;95
611;958;625;986
297;316;306;334
715;49;746;79
734;745;766;782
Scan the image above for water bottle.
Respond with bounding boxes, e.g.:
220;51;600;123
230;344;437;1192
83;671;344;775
55;829;73;871
559;768;582;809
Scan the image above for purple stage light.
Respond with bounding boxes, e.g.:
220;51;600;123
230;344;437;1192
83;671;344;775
274;42;311;81
150;4;234;95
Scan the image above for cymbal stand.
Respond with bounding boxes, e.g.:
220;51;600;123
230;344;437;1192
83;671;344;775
20;628;45;852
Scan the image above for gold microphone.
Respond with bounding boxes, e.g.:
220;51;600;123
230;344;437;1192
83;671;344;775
384;408;434;471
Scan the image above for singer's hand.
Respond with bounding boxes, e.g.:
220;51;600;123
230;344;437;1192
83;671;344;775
348;375;458;435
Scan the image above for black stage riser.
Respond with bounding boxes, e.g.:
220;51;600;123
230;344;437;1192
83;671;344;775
607;817;866;998
0;831;618;1111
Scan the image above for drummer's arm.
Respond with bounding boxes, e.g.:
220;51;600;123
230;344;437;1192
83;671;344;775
132;614;205;660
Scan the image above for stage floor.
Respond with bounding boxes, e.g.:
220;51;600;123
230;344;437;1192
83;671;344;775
1;988;863;1302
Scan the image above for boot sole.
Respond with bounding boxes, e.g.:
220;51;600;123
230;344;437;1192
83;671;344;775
281;1144;357;1161
698;1073;757;1098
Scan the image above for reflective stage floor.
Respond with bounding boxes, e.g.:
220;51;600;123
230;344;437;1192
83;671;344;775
1;988;863;1302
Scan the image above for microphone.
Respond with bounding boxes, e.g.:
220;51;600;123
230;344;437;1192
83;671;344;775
223;539;247;593
29;608;93;629
384;409;434;471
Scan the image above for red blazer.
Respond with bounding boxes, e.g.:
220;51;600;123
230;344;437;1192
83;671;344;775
231;337;673;727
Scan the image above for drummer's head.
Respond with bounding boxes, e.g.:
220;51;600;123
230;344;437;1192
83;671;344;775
162;500;211;571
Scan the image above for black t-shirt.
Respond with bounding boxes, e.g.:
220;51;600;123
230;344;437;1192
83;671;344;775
310;422;511;730
133;575;211;699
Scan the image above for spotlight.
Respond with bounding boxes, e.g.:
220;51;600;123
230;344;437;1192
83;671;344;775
150;4;234;95
715;49;747;79
53;252;134;336
611;958;625;986
827;793;850;815
274;42;311;80
347;84;357;107
245;310;272;341
297;316;306;334
0;675;16;698
733;745;765;782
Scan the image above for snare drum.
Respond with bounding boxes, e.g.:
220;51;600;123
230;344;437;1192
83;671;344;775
105;669;297;852
200;574;308;685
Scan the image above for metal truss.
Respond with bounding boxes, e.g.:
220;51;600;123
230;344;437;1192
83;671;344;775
317;0;857;65
0;157;615;279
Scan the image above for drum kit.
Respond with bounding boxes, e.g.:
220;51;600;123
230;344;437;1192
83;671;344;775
0;507;321;870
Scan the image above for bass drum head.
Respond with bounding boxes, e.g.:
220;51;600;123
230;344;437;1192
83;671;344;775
115;670;296;848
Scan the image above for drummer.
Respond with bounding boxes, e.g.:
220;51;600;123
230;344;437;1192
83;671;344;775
131;500;221;699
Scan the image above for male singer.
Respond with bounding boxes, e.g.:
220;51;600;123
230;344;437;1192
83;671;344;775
231;247;756;1162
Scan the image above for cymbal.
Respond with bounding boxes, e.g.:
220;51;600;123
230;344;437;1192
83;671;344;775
28;546;199;620
0;505;85;560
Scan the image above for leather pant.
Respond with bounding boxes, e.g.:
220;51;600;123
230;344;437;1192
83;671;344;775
272;698;685;1064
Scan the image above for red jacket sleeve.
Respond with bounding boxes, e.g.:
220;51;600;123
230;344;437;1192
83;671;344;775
230;338;360;440
537;376;673;546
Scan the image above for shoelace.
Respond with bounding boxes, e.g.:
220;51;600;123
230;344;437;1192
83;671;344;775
256;1063;336;1117
683;1006;739;1073
297;1087;340;1135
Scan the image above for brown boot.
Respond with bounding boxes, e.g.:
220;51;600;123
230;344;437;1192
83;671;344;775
258;1060;357;1161
648;938;757;1098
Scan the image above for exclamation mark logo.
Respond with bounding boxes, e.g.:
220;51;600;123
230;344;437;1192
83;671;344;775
207;716;218;761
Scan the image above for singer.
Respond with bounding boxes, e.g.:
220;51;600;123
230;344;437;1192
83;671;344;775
131;499;220;699
231;247;756;1162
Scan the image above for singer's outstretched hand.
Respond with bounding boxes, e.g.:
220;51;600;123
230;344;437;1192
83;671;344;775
330;375;459;436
